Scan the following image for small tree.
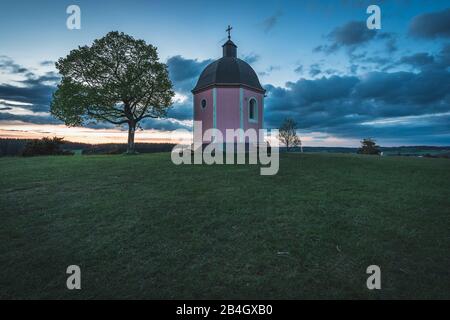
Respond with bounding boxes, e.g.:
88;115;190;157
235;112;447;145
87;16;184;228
51;31;174;153
278;118;301;152
357;138;381;155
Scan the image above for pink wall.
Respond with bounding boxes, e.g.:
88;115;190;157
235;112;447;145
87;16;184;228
216;87;240;135
194;86;264;143
193;88;213;142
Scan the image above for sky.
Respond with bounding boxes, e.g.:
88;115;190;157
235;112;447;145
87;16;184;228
0;0;449;146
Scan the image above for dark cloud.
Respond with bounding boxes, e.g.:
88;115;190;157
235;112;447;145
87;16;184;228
353;70;450;105
438;42;450;67
0;81;55;112
294;65;303;74
348;51;367;61
0;56;29;74
398;43;450;72
309;63;322;77
324;69;339;75
347;43;401;72
385;37;398;53
0;111;60;125
360;56;390;67
409;8;450;39
0;57;60;112
315;20;397;59
241;53;260;65
400;53;435;67
268;65;280;72
349;64;358;74
313;45;325;53
264;66;450;144
315;21;376;54
140;117;190;131
166;55;212;93
318;114;450;145
376;32;398;54
21;72;60;87
329;21;376;46
261;11;283;33
258;65;281;77
167;101;192;121
39;60;55;67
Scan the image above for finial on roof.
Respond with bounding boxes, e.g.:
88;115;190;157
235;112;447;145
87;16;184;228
226;25;232;40
222;26;237;58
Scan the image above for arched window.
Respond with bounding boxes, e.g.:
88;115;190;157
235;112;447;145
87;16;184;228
248;98;258;122
201;99;207;110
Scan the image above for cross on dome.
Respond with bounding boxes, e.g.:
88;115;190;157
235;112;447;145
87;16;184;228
226;25;232;40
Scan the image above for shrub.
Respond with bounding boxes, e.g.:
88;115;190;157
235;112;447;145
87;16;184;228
21;137;74;157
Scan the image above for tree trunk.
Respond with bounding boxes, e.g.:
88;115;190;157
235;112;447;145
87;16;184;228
127;121;136;154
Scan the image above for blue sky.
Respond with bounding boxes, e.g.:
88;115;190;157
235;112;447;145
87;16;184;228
0;0;449;146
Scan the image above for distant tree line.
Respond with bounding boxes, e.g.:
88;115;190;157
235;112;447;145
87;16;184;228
21;137;74;157
0;139;29;156
0;138;88;156
0;138;176;156
81;143;176;155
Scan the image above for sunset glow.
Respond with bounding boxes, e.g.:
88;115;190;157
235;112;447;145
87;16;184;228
0;121;191;144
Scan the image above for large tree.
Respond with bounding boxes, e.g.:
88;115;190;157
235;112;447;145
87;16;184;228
51;31;174;153
278;118;302;152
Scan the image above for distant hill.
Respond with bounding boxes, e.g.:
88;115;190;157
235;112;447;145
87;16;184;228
1;138;449;158
287;146;450;158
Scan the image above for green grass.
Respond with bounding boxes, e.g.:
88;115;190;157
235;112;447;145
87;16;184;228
0;153;449;299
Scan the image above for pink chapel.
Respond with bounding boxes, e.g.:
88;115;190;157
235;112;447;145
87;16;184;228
192;27;266;145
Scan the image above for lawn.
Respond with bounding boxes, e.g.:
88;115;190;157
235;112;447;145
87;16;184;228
0;153;449;299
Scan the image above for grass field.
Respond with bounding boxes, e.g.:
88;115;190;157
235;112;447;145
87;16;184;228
0;153;449;299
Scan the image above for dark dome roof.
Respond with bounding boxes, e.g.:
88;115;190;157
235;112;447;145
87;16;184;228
192;40;265;93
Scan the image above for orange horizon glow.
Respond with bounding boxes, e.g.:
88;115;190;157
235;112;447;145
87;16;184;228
0;120;363;147
0;121;191;144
